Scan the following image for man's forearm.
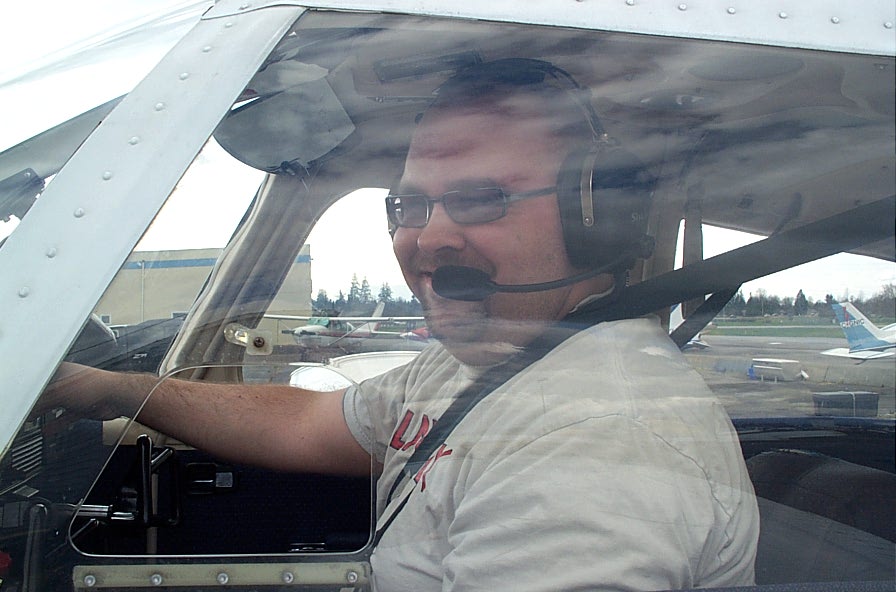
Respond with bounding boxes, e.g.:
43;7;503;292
136;375;368;474
48;365;372;476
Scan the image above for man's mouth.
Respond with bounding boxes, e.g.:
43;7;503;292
412;258;495;302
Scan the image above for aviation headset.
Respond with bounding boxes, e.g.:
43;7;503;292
405;58;656;272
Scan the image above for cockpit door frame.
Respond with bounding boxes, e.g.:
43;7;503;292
0;2;305;455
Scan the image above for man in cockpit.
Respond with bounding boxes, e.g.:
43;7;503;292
48;59;758;591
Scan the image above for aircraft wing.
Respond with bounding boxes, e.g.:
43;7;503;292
265;314;424;323
820;347;895;360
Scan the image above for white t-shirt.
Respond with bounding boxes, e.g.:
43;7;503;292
343;317;758;591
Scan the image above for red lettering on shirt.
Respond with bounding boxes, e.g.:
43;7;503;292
413;444;453;491
402;415;432;451
389;410;415;450
390;411;436;452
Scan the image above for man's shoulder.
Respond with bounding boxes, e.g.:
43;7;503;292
536;316;688;380
463;315;729;450
576;315;671;346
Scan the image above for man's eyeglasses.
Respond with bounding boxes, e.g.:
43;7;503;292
385;186;557;228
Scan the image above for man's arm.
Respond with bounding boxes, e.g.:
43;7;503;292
42;363;373;476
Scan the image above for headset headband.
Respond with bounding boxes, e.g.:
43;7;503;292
432;58;606;144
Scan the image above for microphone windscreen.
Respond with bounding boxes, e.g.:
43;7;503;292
432;266;496;301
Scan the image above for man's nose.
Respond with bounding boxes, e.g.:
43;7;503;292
415;202;466;253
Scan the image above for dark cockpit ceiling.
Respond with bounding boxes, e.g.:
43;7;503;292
213;10;895;262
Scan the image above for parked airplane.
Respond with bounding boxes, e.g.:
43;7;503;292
822;301;896;360
269;301;429;353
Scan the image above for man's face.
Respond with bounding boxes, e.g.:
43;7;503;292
392;103;612;365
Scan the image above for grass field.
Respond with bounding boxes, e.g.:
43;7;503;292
705;325;843;338
706;317;844;338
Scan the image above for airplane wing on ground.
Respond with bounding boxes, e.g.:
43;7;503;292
820;347;895;360
265;314;424;323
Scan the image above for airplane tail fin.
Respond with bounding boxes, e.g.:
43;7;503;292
373;300;386;318
831;301;891;353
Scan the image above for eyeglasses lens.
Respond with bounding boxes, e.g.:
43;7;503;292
387;188;508;228
445;188;506;224
390;196;429;227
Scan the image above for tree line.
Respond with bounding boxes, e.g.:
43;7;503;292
720;284;896;321
312;274;423;316
314;275;895;322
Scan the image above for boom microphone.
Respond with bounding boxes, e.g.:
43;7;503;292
431;237;654;301
432;260;617;302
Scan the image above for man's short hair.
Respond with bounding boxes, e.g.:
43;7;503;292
427;58;600;151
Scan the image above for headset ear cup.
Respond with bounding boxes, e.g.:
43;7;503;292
556;145;655;270
556;148;595;268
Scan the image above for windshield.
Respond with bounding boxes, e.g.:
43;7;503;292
1;8;893;592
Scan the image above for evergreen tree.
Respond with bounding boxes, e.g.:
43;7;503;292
360;277;373;304
816;294;836;320
722;290;747;317
378;283;394;303
793;289;809;316
745;289;768;317
347;274;361;305
313;289;331;312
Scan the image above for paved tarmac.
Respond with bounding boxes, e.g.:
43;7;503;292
684;334;895;419
257;334;895;420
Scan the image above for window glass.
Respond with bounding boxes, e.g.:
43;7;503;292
671;223;895;419
3;9;892;590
